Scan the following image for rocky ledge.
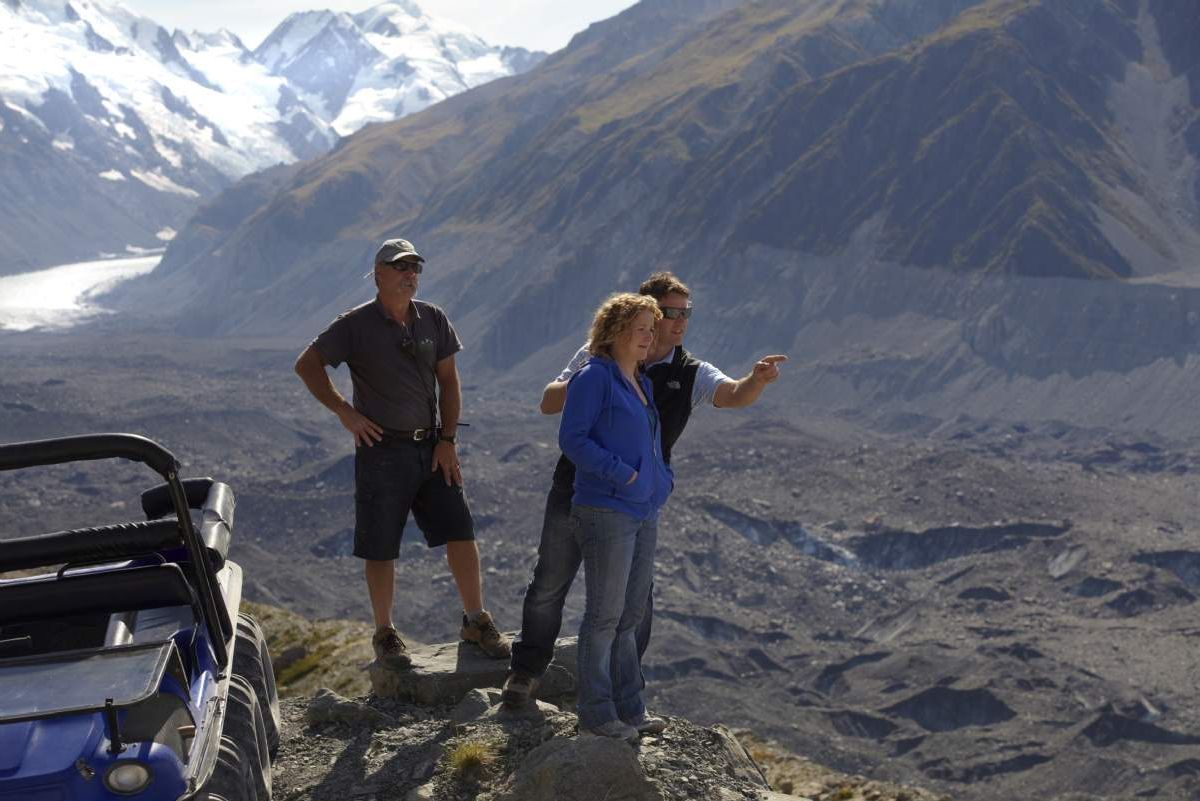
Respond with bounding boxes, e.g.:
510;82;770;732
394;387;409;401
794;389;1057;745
272;635;946;801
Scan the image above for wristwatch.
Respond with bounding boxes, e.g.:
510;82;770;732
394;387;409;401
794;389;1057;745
440;434;456;444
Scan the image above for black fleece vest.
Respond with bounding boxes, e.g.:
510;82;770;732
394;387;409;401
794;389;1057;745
552;347;700;490
644;346;701;465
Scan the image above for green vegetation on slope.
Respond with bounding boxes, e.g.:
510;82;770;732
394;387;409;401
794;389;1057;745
243;601;405;698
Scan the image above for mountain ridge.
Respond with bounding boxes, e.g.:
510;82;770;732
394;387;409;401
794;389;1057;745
120;0;1001;332
0;0;544;273
109;0;1195;391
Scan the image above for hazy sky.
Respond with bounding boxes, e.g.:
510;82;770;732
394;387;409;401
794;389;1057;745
123;1;638;53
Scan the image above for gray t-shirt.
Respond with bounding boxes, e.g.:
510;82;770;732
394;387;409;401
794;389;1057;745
312;297;462;431
555;345;731;409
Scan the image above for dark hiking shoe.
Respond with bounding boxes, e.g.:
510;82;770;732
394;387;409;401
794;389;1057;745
460;611;512;659
372;626;411;668
501;670;539;708
585;720;639;744
629;714;668;735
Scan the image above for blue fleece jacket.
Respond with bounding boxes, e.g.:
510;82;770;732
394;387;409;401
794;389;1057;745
558;356;674;520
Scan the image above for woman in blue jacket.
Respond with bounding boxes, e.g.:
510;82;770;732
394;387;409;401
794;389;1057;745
559;292;674;742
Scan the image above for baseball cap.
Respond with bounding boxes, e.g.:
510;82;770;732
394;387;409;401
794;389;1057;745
374;238;424;264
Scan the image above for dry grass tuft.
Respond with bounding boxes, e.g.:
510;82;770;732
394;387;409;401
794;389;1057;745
446;739;498;777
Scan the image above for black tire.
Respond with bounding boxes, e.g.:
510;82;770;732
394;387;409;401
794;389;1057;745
197;736;256;801
233;613;281;759
226;674;272;801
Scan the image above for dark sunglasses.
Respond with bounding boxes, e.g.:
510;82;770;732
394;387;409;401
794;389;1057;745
383;259;423;274
659;305;692;320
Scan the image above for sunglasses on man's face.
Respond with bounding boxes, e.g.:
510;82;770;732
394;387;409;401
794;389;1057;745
659;305;692;320
383;259;423;274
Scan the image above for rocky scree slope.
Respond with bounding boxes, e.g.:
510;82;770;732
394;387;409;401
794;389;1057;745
256;604;946;801
3;334;1200;800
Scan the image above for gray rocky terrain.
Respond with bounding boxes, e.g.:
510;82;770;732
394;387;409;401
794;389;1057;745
2;331;1199;800
265;627;945;801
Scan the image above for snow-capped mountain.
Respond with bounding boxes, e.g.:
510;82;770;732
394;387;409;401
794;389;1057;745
0;0;544;274
256;2;544;135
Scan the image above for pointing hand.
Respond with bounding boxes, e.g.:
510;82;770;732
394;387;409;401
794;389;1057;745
751;354;788;384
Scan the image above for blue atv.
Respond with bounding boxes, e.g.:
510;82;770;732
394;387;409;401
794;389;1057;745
0;434;279;801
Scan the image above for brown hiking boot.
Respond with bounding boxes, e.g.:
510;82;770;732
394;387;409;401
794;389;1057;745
629;714;668;735
585;720;639;744
372;625;411;668
460;611;512;659
501;670;539;708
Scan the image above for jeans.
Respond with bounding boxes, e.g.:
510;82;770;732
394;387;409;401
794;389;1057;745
510;482;654;678
573;504;657;729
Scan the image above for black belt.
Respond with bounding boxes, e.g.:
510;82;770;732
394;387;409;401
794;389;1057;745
380;427;440;443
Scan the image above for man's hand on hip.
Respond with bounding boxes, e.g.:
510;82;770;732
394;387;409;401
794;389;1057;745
433;440;463;486
337;405;384;447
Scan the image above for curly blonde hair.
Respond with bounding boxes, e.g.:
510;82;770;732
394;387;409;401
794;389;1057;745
586;293;663;359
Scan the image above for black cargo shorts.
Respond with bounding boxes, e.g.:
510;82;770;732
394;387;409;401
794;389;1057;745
353;439;475;560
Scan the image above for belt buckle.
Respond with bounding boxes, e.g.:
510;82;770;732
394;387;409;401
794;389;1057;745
412;428;428;441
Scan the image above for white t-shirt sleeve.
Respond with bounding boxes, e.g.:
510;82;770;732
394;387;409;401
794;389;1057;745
554;345;591;382
692;359;733;408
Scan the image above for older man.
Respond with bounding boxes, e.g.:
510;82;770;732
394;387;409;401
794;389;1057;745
294;238;510;666
504;271;786;717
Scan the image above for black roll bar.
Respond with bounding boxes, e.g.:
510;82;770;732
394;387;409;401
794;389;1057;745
0;434;230;669
0;433;178;476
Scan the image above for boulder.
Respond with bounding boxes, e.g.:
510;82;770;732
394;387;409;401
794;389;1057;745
444;683;566;725
369;636;578;706
713;724;770;786
487;735;662;801
405;783;435;801
450;688;494;723
305;688;396;728
482;698;564;723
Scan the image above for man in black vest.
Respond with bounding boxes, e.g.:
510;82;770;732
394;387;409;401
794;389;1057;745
503;272;786;717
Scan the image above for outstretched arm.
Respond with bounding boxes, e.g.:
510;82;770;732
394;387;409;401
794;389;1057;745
713;355;788;409
294;345;383;446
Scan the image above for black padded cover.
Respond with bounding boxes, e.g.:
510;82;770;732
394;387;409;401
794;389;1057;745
0;517;229;573
0;563;198;626
141;478;217;520
0;520;180;573
140;478;234;570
